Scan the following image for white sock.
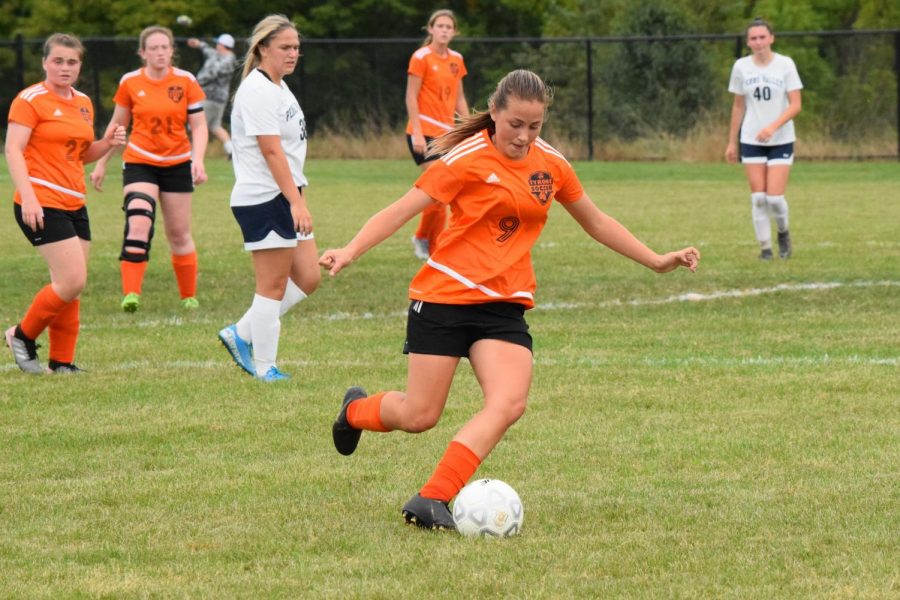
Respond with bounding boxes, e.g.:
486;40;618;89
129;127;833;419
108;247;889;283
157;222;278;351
751;192;772;249
248;294;281;376
280;278;308;316
224;140;233;154
766;195;789;233
236;307;252;341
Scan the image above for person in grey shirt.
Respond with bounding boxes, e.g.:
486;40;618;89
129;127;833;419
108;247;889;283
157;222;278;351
188;33;237;158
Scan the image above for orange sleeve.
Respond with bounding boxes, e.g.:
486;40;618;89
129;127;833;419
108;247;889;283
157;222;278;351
408;51;427;78
415;159;464;204
187;77;205;105
553;161;584;204
113;80;132;109
8;95;39;129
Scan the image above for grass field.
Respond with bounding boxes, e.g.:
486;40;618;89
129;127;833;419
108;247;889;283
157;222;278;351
1;157;898;598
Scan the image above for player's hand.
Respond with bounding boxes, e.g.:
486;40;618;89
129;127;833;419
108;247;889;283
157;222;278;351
191;162;208;185
654;247;700;273
90;165;106;192
755;126;776;143
108;124;127;147
292;204;312;236
724;143;738;164
319;248;353;276
411;133;427;155
187;38;200;48
20;196;44;232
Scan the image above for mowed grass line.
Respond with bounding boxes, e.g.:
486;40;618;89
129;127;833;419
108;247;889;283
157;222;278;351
0;158;897;598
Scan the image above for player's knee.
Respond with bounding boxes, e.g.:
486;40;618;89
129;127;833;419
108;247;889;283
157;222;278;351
405;410;441;433
121;191;157;262
295;269;321;295
489;396;528;428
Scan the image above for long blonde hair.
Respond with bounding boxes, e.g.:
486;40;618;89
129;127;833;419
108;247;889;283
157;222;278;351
241;14;298;80
422;9;457;47
428;69;553;157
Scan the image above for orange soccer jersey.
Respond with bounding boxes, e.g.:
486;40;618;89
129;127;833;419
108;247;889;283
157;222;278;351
410;130;584;309
8;83;95;211
114;67;205;167
405;46;467;138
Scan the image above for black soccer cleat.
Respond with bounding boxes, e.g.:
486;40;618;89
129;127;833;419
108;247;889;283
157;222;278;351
758;248;774;261
332;386;367;456
777;230;792;259
48;360;85;374
402;494;456;531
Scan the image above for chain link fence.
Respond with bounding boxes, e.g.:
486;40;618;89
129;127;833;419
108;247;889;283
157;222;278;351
2;30;898;160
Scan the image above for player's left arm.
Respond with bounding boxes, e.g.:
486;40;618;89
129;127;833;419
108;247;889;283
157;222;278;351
757;89;802;143
562;194;699;273
455;80;469;118
187;109;209;184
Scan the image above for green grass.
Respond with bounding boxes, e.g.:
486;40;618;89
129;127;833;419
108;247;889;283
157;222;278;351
1;157;898;598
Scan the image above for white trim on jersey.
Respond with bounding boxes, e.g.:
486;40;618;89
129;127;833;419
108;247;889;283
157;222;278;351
425;258;535;302
443;133;488;165
21;85;48;102
419;114;453;130
535;137;569;163
29;177;85;199
126;142;192;162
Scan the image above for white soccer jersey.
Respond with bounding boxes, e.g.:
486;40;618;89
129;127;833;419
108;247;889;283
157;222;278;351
729;53;803;146
230;68;308;207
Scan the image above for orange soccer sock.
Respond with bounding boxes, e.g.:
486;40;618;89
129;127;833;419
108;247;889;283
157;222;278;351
171;251;198;299
121;260;149;296
48;298;80;364
419;441;482;503
346;392;391;432
414;202;446;246
20;285;68;341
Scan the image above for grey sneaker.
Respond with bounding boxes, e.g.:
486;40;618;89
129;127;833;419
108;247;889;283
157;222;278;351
777;230;792;259
5;325;44;374
411;236;429;260
759;248;774;261
332;386;367;456
402;494;456;531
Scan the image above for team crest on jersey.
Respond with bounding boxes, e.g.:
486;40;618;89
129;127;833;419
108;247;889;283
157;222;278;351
167;86;184;102
528;171;553;205
450;63;459;77
79;107;92;124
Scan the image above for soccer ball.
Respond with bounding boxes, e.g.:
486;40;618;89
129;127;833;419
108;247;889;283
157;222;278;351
176;15;193;26
453;479;523;537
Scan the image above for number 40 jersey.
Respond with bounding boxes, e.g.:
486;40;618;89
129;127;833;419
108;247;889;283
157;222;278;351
728;52;803;147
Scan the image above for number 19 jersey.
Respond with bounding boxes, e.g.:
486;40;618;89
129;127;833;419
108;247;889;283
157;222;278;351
728;53;803;146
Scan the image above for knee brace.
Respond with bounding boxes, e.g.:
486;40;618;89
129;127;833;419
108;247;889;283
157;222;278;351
120;191;157;263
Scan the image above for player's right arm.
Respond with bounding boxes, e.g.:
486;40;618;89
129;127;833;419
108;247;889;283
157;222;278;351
4;122;42;231
90;104;131;191
725;94;745;164
405;74;426;154
319;187;434;275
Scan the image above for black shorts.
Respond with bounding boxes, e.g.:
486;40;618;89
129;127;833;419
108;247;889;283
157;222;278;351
14;203;91;246
739;142;795;165
403;300;533;357
123;161;194;193
406;135;446;166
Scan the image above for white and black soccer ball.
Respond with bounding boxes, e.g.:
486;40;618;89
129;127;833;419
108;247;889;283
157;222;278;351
176;15;193;26
453;478;523;537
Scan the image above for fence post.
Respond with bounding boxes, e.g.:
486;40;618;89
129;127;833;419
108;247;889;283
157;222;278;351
895;32;900;160
735;35;742;59
585;39;594;161
15;34;25;91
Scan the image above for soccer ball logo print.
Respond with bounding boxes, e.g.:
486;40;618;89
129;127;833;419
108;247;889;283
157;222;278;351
452;479;524;537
